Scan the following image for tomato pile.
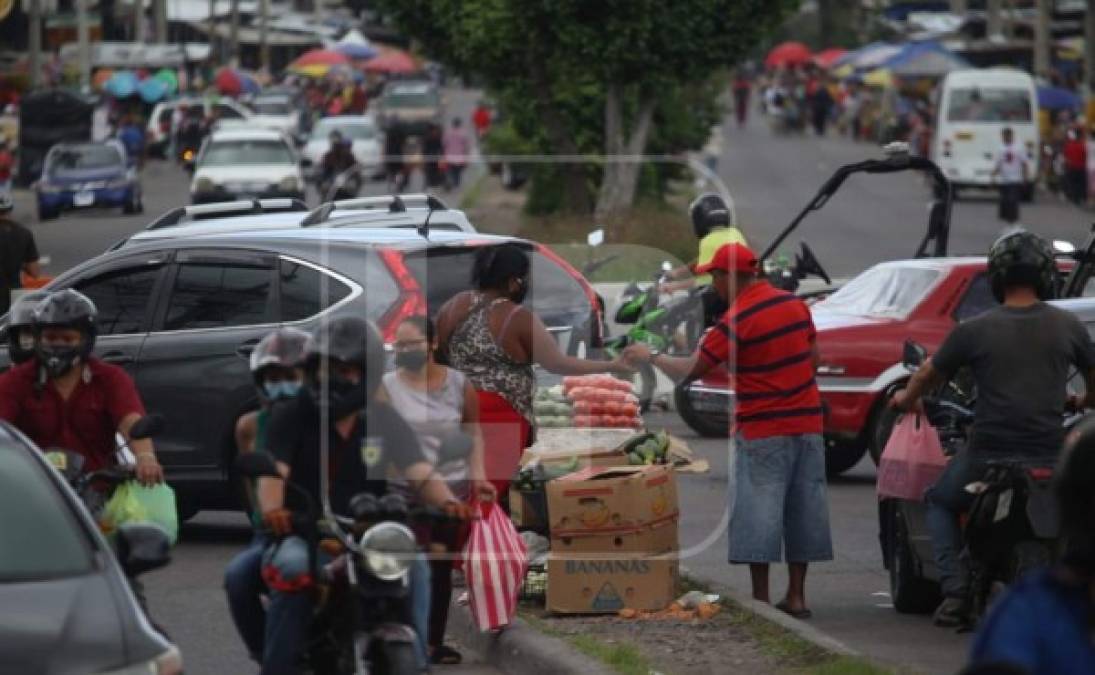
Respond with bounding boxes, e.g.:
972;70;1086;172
562;375;642;429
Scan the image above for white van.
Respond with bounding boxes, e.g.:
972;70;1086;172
932;68;1039;199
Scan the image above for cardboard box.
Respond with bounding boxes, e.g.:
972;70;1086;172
547;465;678;536
546;553;678;614
509;486;548;531
550;517;678;555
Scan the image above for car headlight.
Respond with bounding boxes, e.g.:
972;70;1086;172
39;182;63;193
99;645;182;674
194;177;215;193
360;522;417;582
106;176;131;189
279;176;299;192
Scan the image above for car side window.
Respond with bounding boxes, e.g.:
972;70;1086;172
953;274;997;322
74;266;162;335
215;103;244;120
164;263;273;330
278;259;352;322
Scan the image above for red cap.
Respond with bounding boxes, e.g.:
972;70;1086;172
695;243;759;275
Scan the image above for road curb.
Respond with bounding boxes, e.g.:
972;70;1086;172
447;596;615;675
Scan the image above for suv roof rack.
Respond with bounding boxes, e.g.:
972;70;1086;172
301;193;447;227
145;199;309;231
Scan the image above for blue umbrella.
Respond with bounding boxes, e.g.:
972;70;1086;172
137;77;169;103
105;71;139;98
1037;86;1081;111
238;72;261;95
333;42;378;60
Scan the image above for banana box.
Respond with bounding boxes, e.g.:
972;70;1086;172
546;553;678;614
546;464;678;536
550;517;678;555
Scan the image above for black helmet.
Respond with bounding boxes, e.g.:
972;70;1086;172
32;289;98;377
6;290;49;364
1057;415;1095;572
689;193;731;239
303;316;385;417
986;229;1057;303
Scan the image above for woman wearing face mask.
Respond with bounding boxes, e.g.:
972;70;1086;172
436;244;633;503
224;327;308;665
382;315;492;666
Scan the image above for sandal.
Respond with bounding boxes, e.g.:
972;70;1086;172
775;599;813;620
430;644;463;665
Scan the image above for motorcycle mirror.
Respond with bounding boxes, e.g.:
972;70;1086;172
128;414;165;441
235;451;282;479
349;492;379;522
903;340;927;369
115;523;171;577
1053;240;1077;255
661;260;674;273
587;229;605;247
437;432;473;465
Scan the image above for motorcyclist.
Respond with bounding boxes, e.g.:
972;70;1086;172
892;229;1095;627
4;290;49;367
224;327;309;664
658;193;748;326
320;130;356;184
256;315;474;674
967;414;1095;674
0;290;164;484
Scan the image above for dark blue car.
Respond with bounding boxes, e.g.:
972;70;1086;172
36;141;143;221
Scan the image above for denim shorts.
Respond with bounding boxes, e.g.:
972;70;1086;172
728;433;834;564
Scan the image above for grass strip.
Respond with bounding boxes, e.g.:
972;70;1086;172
458;173;489;210
520;612;656;675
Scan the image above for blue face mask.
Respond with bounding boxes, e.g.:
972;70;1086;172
264;381;302;400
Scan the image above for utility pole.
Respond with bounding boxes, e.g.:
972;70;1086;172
134;0;145;43
77;0;90;89
27;0;42;89
1086;0;1095;121
949;0;966;13
229;0;239;66
1033;0;1051;79
259;0;269;72
313;0;321;26
153;0;166;42
986;0;1002;40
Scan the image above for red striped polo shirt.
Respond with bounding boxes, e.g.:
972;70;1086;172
698;281;822;440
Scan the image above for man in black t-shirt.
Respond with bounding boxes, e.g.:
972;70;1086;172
0;194;41;315
253;317;470;674
894;230;1095;627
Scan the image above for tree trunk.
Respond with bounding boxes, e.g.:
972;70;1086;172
527;59;594;214
594;89;655;223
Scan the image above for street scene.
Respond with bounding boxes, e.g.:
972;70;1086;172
2;2;1095;675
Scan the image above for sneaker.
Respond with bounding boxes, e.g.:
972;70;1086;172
932;597;969;627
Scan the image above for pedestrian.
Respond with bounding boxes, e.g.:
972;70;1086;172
435;244;633;502
992;127;1029;224
381;315;495;666
472;101;492;139
442;117;471;190
117;114;145;168
625;242;832;618
811;78;833;136
1063;126;1087;205
1087;123;1095;206
384;125;407;193
422;124;445;189
0;193;41;315
0;135;13;194
732;70;751;128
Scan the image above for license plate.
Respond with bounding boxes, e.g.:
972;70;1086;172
74;191;94;207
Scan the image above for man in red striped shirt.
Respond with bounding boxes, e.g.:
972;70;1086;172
626;242;832;618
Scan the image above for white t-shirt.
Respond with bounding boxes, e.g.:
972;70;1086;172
994;142;1029;184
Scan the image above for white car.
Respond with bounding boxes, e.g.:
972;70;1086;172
247;94;301;140
301;116;383;178
190;128;304;204
147;98;251;157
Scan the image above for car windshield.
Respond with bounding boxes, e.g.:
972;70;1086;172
201;139;294;166
946;87;1032;123
815;265;940;319
253;100;291;116
49;145;123;173
384;89;438;109
312;121;376;141
0;447;94;581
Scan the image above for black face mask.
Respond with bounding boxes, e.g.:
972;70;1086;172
38;346;81;379
306;374;367;418
394;350;429;371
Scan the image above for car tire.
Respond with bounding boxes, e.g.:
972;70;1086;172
825;437;866;476
372;641;418;675
674;384;729;438
888;503;941;614
869;398;903;466
37;205;57;221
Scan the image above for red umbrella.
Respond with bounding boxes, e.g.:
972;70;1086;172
812;47;848;69
290;49;351;68
765;41;812;68
363;50;420;74
214;67;242;96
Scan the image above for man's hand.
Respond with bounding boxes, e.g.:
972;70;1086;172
473;480;497;503
134;453;164;486
608;354;636;375
262;508;294;537
889;389;922;414
623;343;653;365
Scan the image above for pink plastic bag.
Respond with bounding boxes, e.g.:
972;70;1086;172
462;502;528;631
877;413;949;501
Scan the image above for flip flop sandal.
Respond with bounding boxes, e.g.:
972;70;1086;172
430;645;463;665
775;600;813;620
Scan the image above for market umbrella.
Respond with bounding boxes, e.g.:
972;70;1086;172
215;67;243;96
1037;86;1081;111
290;49;350;69
862;68;894;88
237;70;261;94
105;70;139;98
153;68;179;94
812;47;848;69
334;29;378;60
886;41;969;78
138;77;169;103
765;41;811;68
362;50;420;74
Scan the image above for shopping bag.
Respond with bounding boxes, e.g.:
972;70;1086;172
877;413;948;501
99;481;179;545
462;501;528;631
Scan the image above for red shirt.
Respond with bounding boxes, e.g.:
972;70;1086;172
699;282;823;440
0;359;145;470
0;150;13;181
1063;139;1087;171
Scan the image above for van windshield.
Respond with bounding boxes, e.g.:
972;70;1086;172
946;87;1031;123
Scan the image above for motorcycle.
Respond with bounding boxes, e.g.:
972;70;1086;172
316;164;363;203
235;433;473;674
878;340;1060;622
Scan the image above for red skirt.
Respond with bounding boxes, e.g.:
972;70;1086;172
476;391;532;505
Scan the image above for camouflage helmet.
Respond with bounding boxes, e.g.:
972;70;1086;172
986;228;1057;303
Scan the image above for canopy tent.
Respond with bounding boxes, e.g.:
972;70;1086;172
332;29;378;60
812;48;848;69
1037;86;1081;112
832;42;903;72
884;41;969;77
765;41;812;68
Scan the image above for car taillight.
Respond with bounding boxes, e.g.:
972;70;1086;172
536;243;603;339
942;139;952;158
1027;467;1053;481
377;249;426;343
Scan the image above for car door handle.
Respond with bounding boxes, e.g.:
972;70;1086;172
237;339;260;357
101;351;134;365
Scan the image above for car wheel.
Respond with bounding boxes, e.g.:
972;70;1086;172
825;437;866;476
869;399;903;465
37;204;57;221
673;384;730;438
888;503;941;614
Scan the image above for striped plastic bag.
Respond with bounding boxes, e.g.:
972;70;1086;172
462;501;528;631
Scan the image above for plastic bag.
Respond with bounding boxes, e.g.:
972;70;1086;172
463;502;528;631
877;414;948;501
99;481;179;545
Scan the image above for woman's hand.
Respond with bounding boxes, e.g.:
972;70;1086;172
473;479;497;503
